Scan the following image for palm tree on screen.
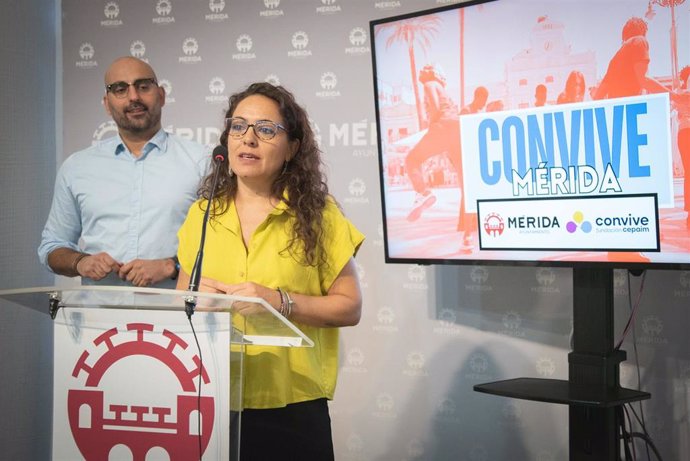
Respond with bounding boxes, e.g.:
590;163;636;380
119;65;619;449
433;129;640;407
376;15;441;130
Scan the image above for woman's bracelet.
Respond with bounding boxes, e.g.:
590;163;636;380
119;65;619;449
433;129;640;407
276;287;293;318
72;252;89;275
284;290;293;318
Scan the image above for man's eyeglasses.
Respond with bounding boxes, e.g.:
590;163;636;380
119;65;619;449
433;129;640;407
226;117;287;141
105;78;158;99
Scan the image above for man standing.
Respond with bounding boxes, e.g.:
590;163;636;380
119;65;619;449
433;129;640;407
38;56;208;288
455;86;488;249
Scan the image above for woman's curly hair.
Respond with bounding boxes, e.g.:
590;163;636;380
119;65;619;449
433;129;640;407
198;82;329;266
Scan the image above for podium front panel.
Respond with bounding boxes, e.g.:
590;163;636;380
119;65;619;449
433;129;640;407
52;307;230;460
0;286;313;461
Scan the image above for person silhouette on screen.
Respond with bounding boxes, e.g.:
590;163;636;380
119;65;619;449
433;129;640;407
534;84;548;107
592;16;689;261
557;71;586;105
456;86;489;248
405;64;461;222
460;86;489;116
594;17;668;100
621;16;648;42
590;17;672;262
485;99;504;112
677;66;690;229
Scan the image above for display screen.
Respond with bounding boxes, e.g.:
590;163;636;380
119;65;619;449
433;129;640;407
370;0;690;268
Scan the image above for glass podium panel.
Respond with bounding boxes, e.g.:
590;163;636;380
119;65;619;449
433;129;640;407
0;285;313;347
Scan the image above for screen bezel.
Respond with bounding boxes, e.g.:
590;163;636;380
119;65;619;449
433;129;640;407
369;0;690;270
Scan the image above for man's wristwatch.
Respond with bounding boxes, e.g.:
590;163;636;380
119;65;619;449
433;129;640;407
171;256;180;280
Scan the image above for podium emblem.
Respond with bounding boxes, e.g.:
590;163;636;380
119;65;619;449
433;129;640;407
67;322;214;460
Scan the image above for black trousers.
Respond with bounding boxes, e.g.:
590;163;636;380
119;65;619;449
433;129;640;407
239;398;334;461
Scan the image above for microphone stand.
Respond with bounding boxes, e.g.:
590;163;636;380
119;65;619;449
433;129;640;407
185;148;227;319
181;148;227;461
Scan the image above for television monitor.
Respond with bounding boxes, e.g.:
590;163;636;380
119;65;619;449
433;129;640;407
370;0;690;269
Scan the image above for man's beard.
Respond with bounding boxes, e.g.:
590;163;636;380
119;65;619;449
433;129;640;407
113;102;161;133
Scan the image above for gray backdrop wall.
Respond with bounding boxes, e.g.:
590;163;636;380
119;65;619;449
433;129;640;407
2;0;688;460
0;0;57;459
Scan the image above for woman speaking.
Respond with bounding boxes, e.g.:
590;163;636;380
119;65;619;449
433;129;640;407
176;82;364;460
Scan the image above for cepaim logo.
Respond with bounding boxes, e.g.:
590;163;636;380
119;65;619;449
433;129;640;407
68;323;214;459
566;211;592;233
483;212;504;236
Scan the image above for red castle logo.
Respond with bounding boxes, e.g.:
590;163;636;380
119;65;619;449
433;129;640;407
484;212;505;237
68;323;214;460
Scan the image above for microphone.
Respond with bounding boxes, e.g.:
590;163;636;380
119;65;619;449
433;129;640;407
212;144;228;163
185;145;228;318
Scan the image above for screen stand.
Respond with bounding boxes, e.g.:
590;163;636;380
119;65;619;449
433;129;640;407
474;267;650;460
569;267;624;460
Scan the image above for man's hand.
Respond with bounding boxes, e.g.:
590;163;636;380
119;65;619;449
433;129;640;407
76;252;122;281
118;258;175;287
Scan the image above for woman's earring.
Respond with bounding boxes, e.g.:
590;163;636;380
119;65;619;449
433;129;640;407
281;161;289;175
229;168;235;177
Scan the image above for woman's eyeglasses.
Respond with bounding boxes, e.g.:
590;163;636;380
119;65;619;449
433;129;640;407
226;117;286;141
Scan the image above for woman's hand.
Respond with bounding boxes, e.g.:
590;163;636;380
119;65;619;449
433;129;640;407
175;257;362;327
198;278;282;316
